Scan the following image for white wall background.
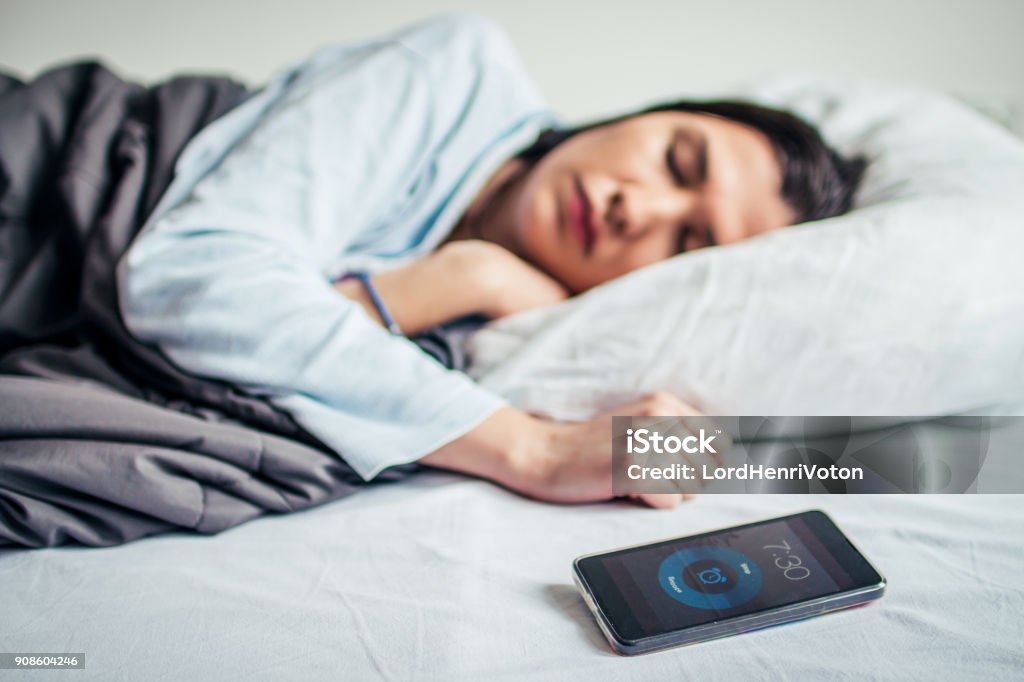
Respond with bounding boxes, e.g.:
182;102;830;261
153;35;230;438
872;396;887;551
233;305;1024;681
1;0;1022;122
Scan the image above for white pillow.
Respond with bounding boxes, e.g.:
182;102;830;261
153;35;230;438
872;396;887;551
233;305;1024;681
466;74;1024;419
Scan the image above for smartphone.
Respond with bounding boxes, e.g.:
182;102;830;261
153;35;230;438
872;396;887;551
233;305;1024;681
572;510;885;655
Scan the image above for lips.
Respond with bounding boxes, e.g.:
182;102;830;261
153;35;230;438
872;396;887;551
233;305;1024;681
568;175;597;255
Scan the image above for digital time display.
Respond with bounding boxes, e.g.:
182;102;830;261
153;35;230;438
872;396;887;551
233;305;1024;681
764;539;812;580
599;516;857;634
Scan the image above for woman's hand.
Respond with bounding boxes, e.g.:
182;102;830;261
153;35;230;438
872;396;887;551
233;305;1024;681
447;240;570;319
421;392;705;509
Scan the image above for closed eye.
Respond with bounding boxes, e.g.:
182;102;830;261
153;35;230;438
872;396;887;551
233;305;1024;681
665;140;689;187
666;127;709;188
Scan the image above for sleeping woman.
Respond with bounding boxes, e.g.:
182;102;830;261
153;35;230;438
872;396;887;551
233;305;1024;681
118;14;865;510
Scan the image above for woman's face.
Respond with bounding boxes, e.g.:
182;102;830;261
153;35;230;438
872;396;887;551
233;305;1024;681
512;111;795;292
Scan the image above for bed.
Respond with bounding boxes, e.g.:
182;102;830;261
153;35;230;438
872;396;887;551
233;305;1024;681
2;54;1023;679
2;484;1021;679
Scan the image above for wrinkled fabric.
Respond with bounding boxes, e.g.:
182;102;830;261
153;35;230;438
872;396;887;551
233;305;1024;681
0;485;1020;679
466;74;1024;421
0;62;413;548
117;15;554;479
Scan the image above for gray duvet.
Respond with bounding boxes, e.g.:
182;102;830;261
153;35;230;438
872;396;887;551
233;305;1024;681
0;62;413;548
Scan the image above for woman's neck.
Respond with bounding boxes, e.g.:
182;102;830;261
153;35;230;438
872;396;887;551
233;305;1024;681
444;157;529;255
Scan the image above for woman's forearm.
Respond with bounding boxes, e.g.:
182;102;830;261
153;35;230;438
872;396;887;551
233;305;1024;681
333;242;495;335
419;392;702;508
335;240;568;335
419;406;541;489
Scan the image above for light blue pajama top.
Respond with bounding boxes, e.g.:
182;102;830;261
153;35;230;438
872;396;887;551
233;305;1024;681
118;14;559;479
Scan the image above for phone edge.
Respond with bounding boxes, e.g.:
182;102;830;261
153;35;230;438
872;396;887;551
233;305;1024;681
571;509;887;655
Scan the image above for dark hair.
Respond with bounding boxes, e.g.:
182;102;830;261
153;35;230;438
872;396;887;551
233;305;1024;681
516;100;867;224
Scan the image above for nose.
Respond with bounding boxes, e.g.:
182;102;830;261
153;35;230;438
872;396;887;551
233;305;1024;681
607;185;695;240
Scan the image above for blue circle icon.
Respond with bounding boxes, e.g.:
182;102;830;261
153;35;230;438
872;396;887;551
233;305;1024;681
696;566;727;585
658;546;762;610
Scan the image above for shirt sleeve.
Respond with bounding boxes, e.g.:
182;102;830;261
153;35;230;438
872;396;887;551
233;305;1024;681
118;16;517;479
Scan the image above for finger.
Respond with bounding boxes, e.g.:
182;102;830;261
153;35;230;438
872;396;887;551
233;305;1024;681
642;391;703;416
626;493;698;504
659;413;730;480
636;493;683;509
661;398;703;417
642;493;682;509
602;392;704;419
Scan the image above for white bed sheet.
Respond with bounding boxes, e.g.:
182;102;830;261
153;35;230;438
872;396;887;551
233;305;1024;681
1;480;1021;680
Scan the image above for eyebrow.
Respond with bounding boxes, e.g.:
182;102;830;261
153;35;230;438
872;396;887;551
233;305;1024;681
675;127;709;185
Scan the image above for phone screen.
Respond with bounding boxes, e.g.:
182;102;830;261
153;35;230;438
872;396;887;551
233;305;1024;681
578;511;880;641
